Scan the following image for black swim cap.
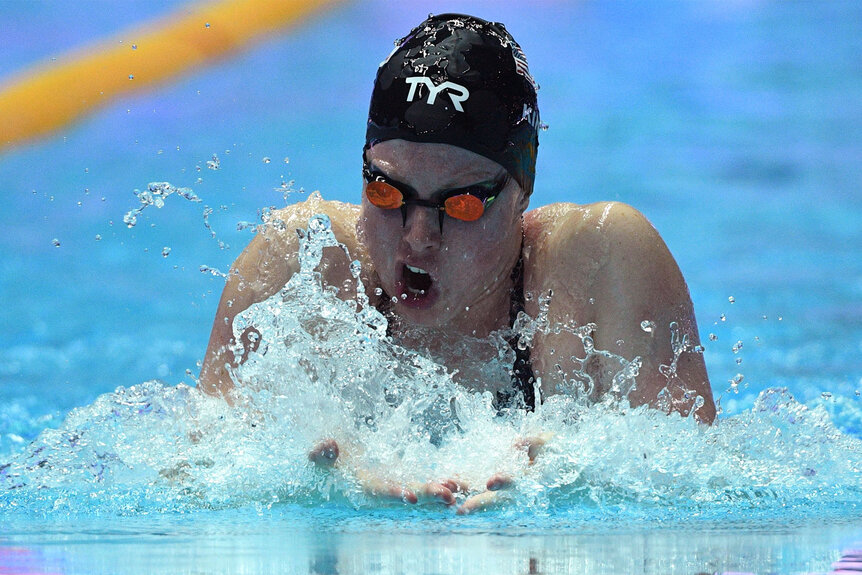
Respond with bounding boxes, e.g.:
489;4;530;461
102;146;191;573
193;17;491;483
366;14;540;196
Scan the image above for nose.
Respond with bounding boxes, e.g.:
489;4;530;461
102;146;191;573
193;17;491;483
402;204;442;252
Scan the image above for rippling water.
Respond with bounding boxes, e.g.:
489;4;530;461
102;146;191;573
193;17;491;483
1;1;861;573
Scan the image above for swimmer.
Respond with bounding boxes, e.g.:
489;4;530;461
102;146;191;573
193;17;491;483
200;13;716;512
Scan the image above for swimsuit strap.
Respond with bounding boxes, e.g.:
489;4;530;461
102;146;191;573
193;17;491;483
500;237;536;411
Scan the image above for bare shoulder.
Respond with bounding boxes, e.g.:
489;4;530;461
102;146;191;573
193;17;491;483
523;201;676;295
232;193;364;293
522;202;713;422
268;192;362;244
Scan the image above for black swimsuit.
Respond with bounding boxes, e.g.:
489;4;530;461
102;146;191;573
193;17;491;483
500;253;536;411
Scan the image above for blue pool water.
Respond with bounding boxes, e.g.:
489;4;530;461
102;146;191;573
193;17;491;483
1;1;861;574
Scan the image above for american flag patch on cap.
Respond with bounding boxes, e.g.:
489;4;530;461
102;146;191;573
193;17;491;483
511;42;539;92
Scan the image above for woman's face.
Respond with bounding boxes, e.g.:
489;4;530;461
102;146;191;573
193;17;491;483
359;140;528;334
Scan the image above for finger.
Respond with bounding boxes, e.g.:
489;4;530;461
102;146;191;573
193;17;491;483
456;491;499;515
398;486;419;504
359;473;418;504
308;439;339;467
515;432;553;464
526;441;543;464
486;473;513;491
420;481;455;505
440;478;470;494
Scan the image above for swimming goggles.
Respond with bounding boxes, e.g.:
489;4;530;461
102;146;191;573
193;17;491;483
362;161;507;231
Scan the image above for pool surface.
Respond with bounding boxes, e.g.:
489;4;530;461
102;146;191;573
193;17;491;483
1;1;861;574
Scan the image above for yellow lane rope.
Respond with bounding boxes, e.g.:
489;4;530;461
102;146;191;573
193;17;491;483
0;0;341;152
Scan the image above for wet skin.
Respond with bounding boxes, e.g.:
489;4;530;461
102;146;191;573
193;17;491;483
358;140;528;338
200;139;716;513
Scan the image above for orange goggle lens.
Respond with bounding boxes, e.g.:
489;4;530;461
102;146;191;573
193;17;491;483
365;180;404;210
443;193;485;221
365;174;496;223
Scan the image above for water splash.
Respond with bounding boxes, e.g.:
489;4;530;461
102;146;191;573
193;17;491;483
122;182;200;228
1;215;860;520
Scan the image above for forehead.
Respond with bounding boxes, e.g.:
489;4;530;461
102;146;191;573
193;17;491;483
365;140;506;186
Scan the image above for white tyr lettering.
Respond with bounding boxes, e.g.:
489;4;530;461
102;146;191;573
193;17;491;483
405;77;470;112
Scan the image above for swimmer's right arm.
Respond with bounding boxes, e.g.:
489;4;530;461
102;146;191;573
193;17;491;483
198;227;294;398
199;196;364;398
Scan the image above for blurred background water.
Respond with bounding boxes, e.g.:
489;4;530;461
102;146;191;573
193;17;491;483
0;1;860;573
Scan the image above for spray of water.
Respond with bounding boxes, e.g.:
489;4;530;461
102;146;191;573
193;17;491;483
1;215;860;519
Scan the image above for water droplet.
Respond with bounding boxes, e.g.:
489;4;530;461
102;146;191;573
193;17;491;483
588;297;595;305
616;339;624;347
732;340;743;353
95;234;102;241
374;287;383;297
262;157;272;164
693;345;705;353
391;296;399;304
821;391;832;399
464;306;470;311
51;238;60;247
709;333;718;341
206;154;220;170
205;22;210;28
283;157;290;164
128;74;134;80
640;320;655;333
720;314;726;322
728;296;735;304
400;293;407;300
762;315;768;320
132;44;137;50
162;246;171;258
539;123;549;132
736;358;743;365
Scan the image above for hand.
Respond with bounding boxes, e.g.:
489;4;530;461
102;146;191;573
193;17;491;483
309;439;468;506
456;432;553;515
355;469;468;505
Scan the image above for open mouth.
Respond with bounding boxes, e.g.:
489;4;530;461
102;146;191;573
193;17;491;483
395;263;439;309
403;264;432;296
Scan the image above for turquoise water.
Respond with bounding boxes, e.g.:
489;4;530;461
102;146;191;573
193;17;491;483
1;1;861;574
